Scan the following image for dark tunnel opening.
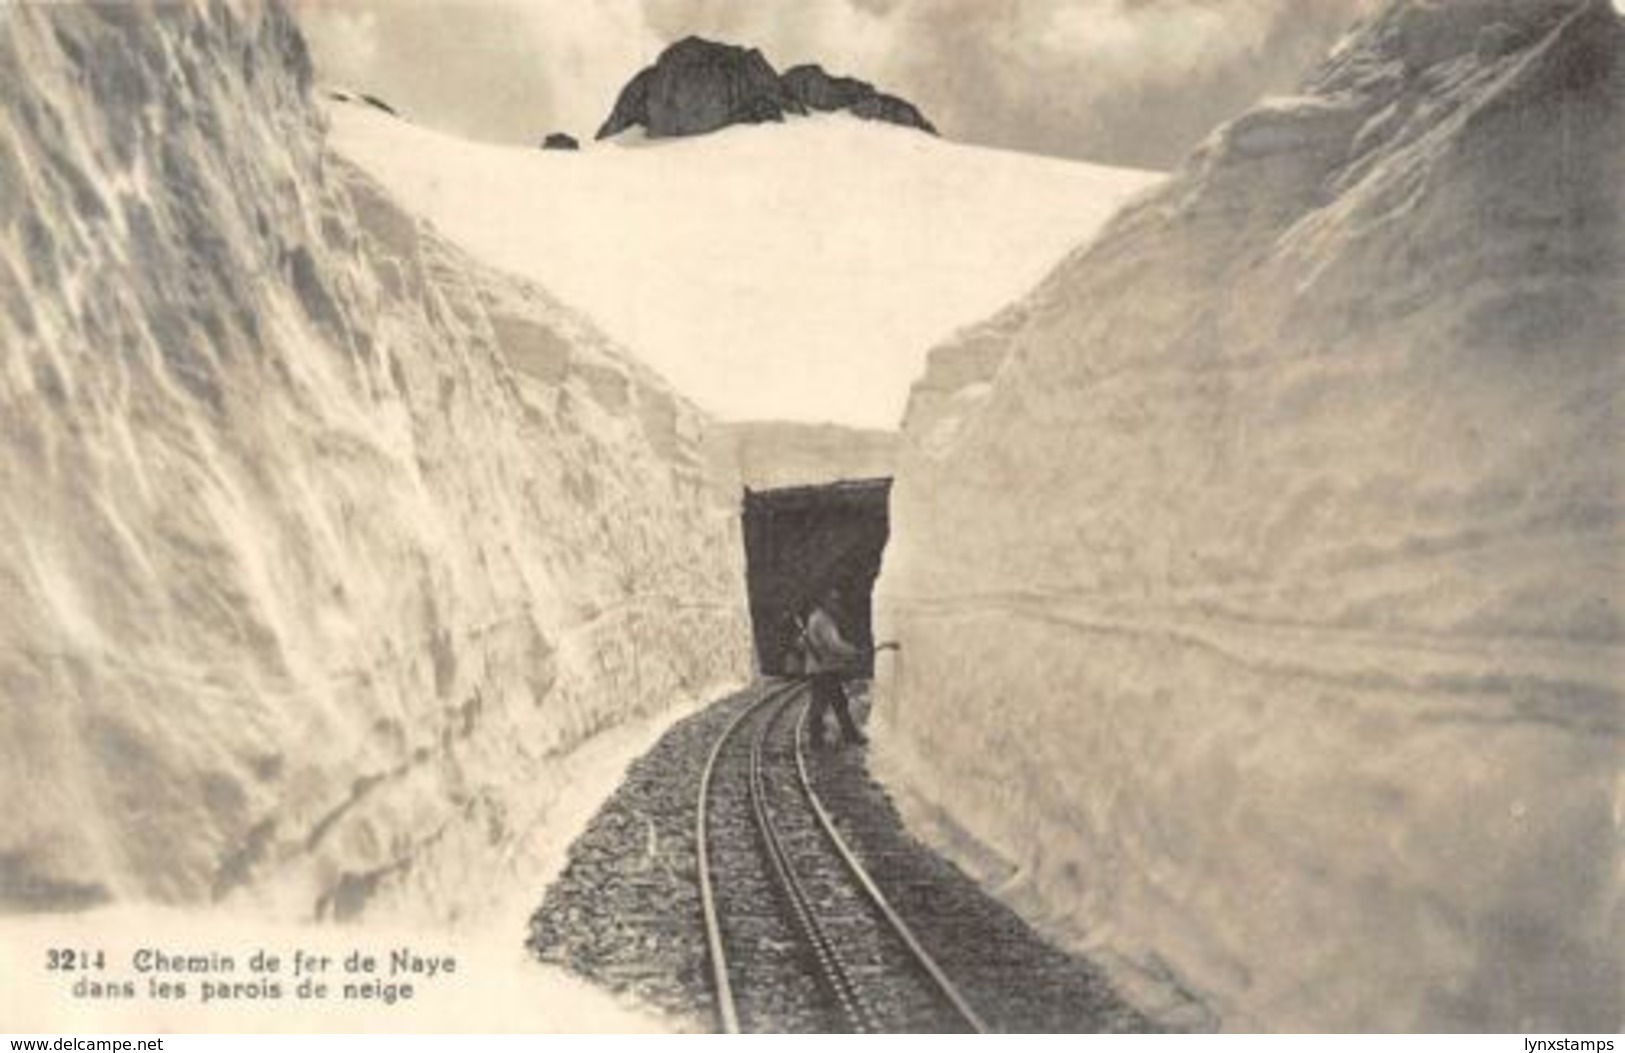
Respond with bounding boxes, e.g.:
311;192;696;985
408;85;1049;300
741;478;892;677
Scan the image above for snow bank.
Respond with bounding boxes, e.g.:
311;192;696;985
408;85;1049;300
712;420;897;490
326;105;1160;428
0;708;690;1031
0;3;750;927
874;0;1622;1032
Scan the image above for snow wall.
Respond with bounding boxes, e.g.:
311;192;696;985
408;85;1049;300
711;421;897;491
0;4;751;924
874;0;1621;1032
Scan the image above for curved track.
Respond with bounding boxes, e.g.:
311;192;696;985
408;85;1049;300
696;681;989;1033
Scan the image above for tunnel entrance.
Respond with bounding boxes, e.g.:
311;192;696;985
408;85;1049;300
742;478;892;677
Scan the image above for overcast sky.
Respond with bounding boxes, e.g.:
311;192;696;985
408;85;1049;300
293;0;1375;169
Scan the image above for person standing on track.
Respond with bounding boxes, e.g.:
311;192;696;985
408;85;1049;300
802;586;869;748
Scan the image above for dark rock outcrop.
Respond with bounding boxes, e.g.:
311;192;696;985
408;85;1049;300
359;93;398;117
541;132;580;151
849;92;936;134
596;37;803;140
597;40;936;140
325;90;400;118
782;64;937;133
781;63;876;111
323;91;399;118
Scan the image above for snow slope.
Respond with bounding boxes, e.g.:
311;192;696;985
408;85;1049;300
0;3;750;926
874;0;1622;1032
327;105;1160;428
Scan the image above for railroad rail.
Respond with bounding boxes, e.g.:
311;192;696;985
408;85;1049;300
695;680;989;1033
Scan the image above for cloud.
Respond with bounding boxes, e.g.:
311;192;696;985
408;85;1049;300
856;0;1376;166
292;0;663;143
640;0;902;74
292;0;1375;166
302;7;378;76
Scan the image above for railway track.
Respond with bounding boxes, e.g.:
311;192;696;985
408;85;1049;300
696;680;990;1033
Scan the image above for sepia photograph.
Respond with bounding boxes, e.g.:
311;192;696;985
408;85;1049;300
0;0;1619;1037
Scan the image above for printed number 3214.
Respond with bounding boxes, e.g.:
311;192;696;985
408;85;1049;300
45;949;106;971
